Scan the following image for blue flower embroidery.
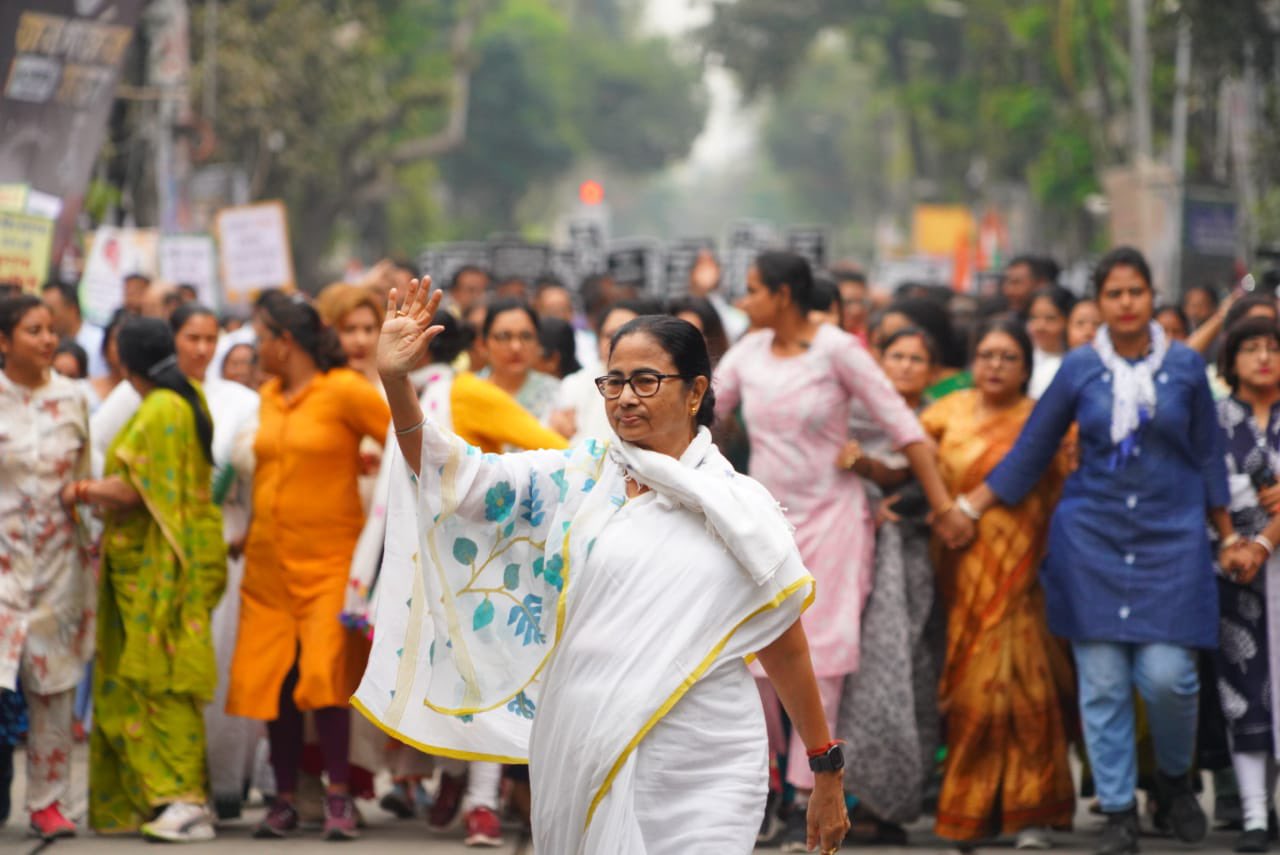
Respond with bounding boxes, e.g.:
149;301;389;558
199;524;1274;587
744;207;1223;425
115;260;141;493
520;472;545;526
532;554;564;591
508;594;545;646
507;691;536;719
550;469;569;502
484;482;516;522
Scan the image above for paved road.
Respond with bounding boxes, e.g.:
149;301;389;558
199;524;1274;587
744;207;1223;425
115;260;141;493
0;746;1255;852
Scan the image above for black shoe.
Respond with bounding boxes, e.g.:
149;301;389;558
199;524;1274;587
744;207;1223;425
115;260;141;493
779;805;809;853
0;744;11;826
757;789;783;846
1238;828;1270;853
1153;770;1208;843
1097;809;1140;855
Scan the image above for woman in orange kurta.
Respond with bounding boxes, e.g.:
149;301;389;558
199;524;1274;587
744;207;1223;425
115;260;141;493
225;293;389;841
921;319;1076;848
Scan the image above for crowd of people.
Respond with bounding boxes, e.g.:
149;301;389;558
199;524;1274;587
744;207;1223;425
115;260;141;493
0;242;1277;854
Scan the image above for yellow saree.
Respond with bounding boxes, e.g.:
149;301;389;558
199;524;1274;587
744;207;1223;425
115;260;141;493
922;390;1075;841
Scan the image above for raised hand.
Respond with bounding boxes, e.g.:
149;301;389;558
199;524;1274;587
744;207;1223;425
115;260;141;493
377;277;444;380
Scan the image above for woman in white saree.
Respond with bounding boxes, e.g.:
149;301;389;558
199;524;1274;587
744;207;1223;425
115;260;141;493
358;281;850;854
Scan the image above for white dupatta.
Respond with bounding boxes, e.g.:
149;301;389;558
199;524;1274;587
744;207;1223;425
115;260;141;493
354;425;812;781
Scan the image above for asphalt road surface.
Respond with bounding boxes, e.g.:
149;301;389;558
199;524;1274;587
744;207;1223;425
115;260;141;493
0;746;1256;853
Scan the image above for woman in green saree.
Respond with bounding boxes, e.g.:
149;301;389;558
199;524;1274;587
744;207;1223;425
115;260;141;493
69;317;225;842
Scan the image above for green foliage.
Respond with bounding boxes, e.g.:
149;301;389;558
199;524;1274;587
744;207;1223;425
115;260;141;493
195;0;705;278
440;0;706;232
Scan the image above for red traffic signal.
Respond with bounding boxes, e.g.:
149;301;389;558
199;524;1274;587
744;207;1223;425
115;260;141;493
578;180;605;206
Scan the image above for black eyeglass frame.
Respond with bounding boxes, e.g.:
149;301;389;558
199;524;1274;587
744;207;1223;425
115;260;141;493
594;372;690;400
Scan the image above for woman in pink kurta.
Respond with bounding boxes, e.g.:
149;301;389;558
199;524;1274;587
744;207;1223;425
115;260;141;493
715;252;968;847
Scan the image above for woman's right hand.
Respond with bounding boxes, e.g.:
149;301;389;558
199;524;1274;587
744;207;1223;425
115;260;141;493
378;277;445;380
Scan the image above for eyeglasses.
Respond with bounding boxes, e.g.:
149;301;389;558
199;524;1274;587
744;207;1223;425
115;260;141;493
490;331;537;345
1240;341;1280;357
974;350;1022;365
594;372;688;399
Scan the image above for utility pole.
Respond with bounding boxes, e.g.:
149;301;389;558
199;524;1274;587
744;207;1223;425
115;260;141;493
1169;14;1191;294
1128;0;1153;166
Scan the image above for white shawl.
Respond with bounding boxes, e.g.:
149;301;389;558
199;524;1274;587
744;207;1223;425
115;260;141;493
1092;320;1170;450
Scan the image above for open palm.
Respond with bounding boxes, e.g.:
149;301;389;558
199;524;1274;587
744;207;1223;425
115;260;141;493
377;277;445;379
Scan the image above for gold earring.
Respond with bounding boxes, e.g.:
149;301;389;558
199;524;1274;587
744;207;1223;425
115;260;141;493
690;403;700;415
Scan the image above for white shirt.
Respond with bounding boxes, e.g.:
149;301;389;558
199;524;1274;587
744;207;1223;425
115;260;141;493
89;380;142;477
1029;348;1064;400
555;368;613;444
75;321;108;378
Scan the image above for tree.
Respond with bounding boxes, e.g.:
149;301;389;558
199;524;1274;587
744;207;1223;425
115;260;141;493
438;0;706;235
702;0;1280;258
193;0;482;284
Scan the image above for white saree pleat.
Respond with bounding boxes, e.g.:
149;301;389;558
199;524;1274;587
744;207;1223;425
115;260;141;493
355;426;813;852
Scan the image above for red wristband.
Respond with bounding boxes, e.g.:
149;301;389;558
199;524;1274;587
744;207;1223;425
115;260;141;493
806;739;844;758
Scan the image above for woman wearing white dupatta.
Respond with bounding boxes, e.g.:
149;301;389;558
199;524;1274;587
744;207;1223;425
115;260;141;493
359;281;850;854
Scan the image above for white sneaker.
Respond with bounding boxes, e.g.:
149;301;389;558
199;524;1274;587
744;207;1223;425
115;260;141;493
141;802;217;843
1015;827;1053;850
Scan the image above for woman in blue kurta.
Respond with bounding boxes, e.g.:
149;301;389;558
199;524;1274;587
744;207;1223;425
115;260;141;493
958;247;1241;855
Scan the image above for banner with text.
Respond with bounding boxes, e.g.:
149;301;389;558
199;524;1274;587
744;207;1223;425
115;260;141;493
215;201;294;304
79;227;158;326
0;1;145;264
0;210;53;291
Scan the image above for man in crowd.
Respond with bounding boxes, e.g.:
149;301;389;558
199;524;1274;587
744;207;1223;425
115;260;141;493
122;272;151;315
42;280;107;377
446;265;491;316
999;254;1060;318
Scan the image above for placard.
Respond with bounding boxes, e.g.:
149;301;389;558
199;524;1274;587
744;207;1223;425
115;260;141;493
724;219;773;297
0;183;29;212
79;226;158;325
215;201;294;302
0;210;53;291
419;241;490;289
567;218;607;283
664;237;717;296
607;238;663;293
489;238;552;284
158;234;219;308
786;226;828;271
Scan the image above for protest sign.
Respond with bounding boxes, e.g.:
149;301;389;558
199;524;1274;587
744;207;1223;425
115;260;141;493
0;184;29;212
159;234;219;308
664;237;717;296
724;219;774;297
0;2;144;262
419;241;490;289
786;226;829;271
607;239;662;294
79;227;158;325
215;201;294;303
0;210;53;291
489;238;552;284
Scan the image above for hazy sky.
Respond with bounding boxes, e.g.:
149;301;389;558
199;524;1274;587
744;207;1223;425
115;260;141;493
639;0;757;170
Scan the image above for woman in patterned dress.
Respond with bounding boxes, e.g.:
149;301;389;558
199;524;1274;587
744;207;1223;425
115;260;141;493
714;251;970;849
0;295;93;839
1211;317;1280;853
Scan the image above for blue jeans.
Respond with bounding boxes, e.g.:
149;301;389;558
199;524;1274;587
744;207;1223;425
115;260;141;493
1073;641;1200;813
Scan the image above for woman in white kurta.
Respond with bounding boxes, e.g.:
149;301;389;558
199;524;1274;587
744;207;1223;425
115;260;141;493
358;282;852;854
0;295;94;839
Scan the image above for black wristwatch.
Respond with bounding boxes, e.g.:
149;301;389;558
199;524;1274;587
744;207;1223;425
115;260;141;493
808;743;845;774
